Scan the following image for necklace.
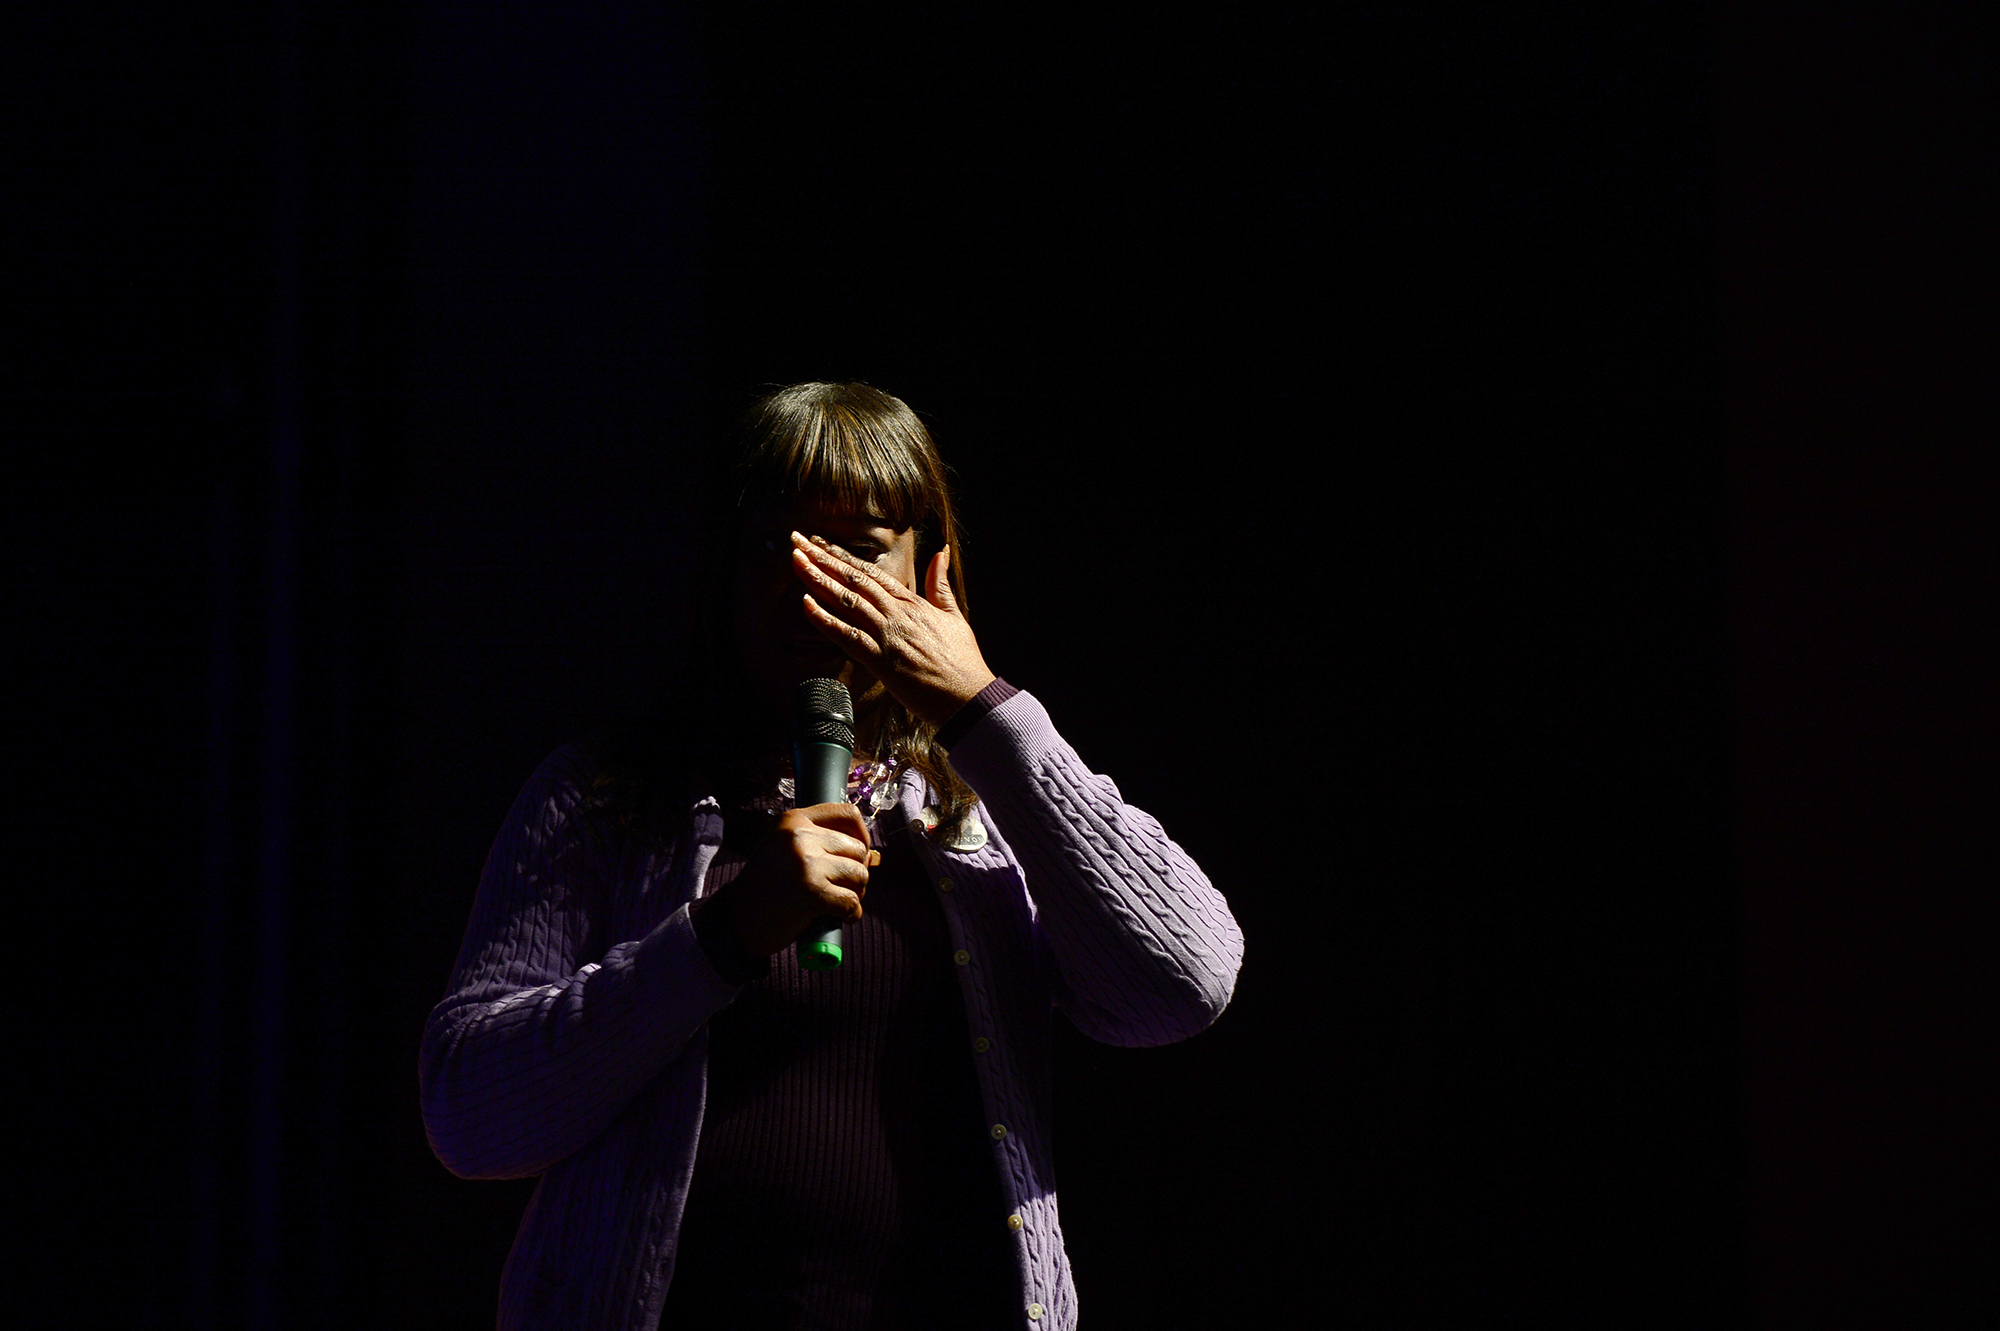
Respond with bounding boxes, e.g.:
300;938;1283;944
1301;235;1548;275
739;753;905;821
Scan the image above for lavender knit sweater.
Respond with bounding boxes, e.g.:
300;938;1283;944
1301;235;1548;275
420;689;1244;1330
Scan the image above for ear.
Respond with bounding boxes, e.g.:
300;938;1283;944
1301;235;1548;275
925;546;960;614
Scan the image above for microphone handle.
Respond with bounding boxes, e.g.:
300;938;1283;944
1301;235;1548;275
792;740;852;971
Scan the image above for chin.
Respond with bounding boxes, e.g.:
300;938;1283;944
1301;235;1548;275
748;649;843;711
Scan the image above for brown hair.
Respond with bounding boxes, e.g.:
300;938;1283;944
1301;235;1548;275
588;382;981;839
713;381;968;605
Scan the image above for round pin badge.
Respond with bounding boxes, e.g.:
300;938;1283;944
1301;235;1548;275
946;811;988;852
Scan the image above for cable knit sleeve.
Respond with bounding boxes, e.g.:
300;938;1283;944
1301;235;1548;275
418;746;737;1180
942;689;1243;1047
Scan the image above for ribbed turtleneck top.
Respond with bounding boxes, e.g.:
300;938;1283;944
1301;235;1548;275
662;808;1019;1329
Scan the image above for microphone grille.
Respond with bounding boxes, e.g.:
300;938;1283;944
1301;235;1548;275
792;678;855;749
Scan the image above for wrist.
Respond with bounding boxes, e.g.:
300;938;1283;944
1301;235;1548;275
935;675;1018;751
948;667;998;712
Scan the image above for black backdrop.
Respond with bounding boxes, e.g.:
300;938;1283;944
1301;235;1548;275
12;4;1990;1329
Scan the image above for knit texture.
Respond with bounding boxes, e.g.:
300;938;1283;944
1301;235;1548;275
662;825;1017;1329
419;689;1244;1330
935;676;1020;752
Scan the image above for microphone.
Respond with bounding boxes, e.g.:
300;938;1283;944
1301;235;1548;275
792;678;855;971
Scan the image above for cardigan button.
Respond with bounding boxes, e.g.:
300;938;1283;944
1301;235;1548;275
990;1123;1008;1141
954;949;970;966
1027;1303;1044;1321
937;876;954;892
1007;1213;1024;1231
973;1036;991;1053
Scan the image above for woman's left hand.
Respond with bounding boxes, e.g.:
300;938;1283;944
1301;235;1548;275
791;532;997;729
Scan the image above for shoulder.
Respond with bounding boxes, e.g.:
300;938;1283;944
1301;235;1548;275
543;741;602;789
557;718;708;856
492;744;602;853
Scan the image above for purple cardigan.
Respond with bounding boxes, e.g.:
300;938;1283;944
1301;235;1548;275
420;689;1244;1330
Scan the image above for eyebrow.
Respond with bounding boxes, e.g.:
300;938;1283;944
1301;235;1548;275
752;511;899;536
817;517;900;535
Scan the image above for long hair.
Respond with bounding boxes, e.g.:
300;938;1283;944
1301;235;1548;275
588;382;982;841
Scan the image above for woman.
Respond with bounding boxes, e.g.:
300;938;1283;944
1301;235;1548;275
420;382;1244;1331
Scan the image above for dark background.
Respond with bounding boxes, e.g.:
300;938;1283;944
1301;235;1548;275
10;3;1990;1327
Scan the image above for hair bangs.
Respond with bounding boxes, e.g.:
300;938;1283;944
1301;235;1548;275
734;383;941;535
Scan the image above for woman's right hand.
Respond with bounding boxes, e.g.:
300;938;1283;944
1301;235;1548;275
718;803;879;959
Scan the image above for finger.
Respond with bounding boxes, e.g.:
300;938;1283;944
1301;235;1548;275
819;853;871;888
925;545;961;614
798;801;874;849
813;883;866;921
813;831;874;867
793;533;910;609
799;592;884;665
791;546;894;628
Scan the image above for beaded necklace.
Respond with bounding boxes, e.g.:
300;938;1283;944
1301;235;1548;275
741;753;905;823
